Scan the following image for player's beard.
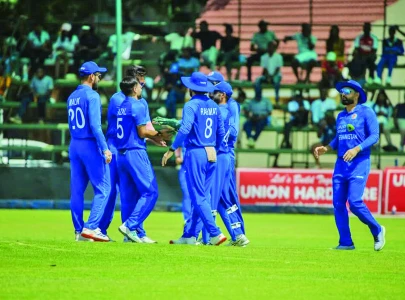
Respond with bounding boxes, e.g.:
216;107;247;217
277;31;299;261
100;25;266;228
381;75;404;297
92;82;98;91
213;93;221;104
341;95;354;105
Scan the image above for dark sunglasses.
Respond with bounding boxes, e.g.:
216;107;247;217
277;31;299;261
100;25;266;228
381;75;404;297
339;88;355;95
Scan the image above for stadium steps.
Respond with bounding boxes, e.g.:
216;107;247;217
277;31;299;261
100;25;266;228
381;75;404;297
198;0;398;83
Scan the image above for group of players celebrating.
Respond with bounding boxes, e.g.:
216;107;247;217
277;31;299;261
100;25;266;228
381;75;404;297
68;60;386;251
68;61;248;246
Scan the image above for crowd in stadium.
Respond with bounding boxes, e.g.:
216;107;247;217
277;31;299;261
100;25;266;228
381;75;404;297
1;18;405;154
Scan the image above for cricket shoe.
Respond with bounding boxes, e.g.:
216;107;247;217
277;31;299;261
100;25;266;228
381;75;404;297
333;245;355;250
226;234;250;247
140;236;157;244
118;224;143;243
374;226;386;251
80;228;110;242
210;233;227;246
169;237;198;245
75;231;94;242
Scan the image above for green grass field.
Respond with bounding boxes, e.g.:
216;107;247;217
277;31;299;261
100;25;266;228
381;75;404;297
0;210;404;299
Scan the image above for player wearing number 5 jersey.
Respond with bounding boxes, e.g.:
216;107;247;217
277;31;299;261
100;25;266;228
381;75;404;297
162;72;227;246
116;77;172;243
67;61;112;242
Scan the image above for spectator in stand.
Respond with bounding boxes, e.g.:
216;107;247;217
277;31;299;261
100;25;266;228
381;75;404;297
393;97;405;152
74;25;101;72
284;23;317;83
0;62;11;99
52;23;79;79
192;21;222;70
282;91;310;149
354;22;378;84
26;23;51;74
218;24;240;81
372;90;395;150
375;26;404;86
321;52;343;88
236;87;247;148
310;87;337;126
254;41;283;104
178;47;200;76
246;20;277;82
243;89;272;149
347;50;367;87
326;25;345;65
311;110;336;168
165;62;186;119
9;67;53;124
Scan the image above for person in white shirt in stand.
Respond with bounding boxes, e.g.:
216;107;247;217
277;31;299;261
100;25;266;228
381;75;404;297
52;23;79;79
254;41;283;104
310;87;337;126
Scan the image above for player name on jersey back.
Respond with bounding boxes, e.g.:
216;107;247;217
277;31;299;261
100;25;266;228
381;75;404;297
200;107;218;116
68;97;80;106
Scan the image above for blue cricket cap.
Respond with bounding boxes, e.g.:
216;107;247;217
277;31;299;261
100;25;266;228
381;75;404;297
207;71;224;85
213;81;233;97
181;72;214;93
79;61;107;76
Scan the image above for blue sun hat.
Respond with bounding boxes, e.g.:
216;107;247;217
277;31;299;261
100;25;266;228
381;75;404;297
207;71;224;85
181;72;214;93
214;81;233;97
335;80;367;104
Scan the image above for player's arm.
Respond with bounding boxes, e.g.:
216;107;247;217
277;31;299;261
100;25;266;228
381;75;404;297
171;104;195;151
88;94;111;162
228;101;239;140
357;108;380;151
216;107;226;150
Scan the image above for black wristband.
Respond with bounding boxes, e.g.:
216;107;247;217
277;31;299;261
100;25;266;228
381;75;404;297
169;147;175;152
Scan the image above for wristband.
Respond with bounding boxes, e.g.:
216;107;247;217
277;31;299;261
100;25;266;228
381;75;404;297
169;147;175;152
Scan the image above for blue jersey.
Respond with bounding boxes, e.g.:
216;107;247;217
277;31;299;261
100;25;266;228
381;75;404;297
329;104;379;159
107;91;151;140
172;94;225;150
67;84;108;151
227;98;240;152
218;104;231;153
115;97;147;150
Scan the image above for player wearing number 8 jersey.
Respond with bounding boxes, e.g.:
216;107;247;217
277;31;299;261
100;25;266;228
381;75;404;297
67;61;112;242
162;72;227;245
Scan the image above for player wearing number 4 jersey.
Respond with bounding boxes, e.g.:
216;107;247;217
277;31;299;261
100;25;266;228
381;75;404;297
162;72;227;246
67;61;112;242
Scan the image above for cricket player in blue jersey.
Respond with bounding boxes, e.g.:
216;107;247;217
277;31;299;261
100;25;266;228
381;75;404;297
116;76;172;243
314;80;386;251
175;145;192;223
162;72;227;245
68;61;112;242
207;72;249;246
100;65;163;243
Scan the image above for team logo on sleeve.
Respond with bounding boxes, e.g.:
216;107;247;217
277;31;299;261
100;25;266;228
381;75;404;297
347;124;355;132
351;113;357;119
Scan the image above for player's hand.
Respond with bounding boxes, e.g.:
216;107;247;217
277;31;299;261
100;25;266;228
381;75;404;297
162;150;174;166
343;147;360;162
314;146;328;159
147;138;167;147
104;149;112;164
159;128;174;141
175;157;183;165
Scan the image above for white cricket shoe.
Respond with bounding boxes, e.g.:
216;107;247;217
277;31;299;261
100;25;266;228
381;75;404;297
374;226;386;251
118;224;143;243
226;234;250;247
169;237;198;245
210;233;227;246
75;232;94;242
140;236;157;244
80;228;109;242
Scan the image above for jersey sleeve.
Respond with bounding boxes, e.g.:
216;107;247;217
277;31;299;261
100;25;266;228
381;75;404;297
228;101;240;140
359;107;379;151
132;102;147;127
172;103;196;150
88;92;108;151
216;106;226;150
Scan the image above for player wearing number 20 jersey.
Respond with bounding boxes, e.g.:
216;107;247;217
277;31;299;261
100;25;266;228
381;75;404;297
67;61;111;242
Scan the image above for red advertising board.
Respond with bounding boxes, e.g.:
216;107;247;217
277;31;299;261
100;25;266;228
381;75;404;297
384;167;405;214
237;168;382;213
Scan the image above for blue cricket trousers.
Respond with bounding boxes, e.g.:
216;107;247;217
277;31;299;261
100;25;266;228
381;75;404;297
333;157;381;246
179;164;192;223
69;138;111;232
